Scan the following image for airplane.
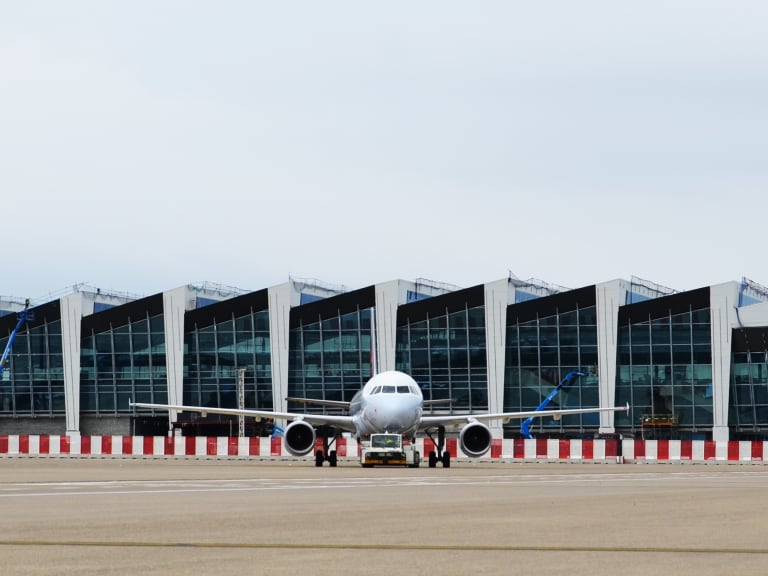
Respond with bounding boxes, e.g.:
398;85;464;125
129;370;629;468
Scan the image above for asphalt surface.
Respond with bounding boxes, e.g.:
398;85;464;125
1;459;767;575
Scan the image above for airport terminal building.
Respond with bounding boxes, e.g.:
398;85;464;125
2;275;768;444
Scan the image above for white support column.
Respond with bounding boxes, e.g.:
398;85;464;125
710;283;739;443
60;294;83;436
484;279;509;436
268;283;292;416
374;281;400;374
595;280;626;434
162;287;187;428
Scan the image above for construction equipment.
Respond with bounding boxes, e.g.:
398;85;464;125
520;370;586;438
0;299;34;378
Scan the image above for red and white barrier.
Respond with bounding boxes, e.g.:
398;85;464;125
1;435;768;463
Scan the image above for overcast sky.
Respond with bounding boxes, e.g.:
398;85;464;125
2;1;767;301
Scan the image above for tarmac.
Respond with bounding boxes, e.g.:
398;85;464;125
1;458;767;575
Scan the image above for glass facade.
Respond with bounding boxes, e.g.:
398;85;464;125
0;314;65;416
729;328;768;436
184;309;273;410
81;313;167;414
615;289;713;438
288;307;373;409
504;287;599;436
396;287;488;412
6;281;768;443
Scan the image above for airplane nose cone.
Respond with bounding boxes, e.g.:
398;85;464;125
370;397;419;433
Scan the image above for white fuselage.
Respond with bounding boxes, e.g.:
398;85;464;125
348;371;423;439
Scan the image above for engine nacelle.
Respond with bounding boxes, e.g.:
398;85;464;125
284;420;316;456
459;421;493;458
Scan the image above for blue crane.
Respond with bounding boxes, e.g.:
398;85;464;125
0;299;34;378
520;370;586;439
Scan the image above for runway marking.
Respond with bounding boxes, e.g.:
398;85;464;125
3;471;768;498
0;540;767;555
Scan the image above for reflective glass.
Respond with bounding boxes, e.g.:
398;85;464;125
396;305;487;411
504;304;600;434
616;305;713;437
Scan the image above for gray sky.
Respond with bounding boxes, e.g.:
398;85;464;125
2;1;767;300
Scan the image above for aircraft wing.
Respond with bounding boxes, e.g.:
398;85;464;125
129;402;358;433
419;404;629;432
285;397;351;409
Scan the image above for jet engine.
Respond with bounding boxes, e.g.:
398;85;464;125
459;421;492;457
284;420;316;456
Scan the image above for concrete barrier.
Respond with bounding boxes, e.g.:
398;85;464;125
1;435;767;463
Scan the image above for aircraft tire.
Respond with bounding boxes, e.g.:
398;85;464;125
329;450;338;467
442;452;451;468
315;450;324;467
428;451;437;468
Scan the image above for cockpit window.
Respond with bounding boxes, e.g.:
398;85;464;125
370;383;418;395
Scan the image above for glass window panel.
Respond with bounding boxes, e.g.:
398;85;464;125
469;348;486;368
409;348;428;370
449;328;467;348
449;311;467;329
450;349;468;369
617;325;630;345
540;347;559;366
539;326;558;346
692;326;710;345
430;349;448;369
693;346;712;364
254;311;270;332
672;346;692;364
559;310;577;326
409;328;428;348
650;324;671;344
48;334;62;354
519;326;538;346
149;315;164;332
671;311;691;325
505;348;519;367
560;346;579;366
520;347;539;366
235;315;252;332
578;307;597;325
429;316;447;330
322;317;339;331
617;345;631;365
652;345;671;364
468;328;485;348
580;330;597;346
558;326;578;346
631;346;650;365
468;308;485;328
95;334;112;354
672;326;691;345
631;325;650;345
691;308;710;324
539;315;558;327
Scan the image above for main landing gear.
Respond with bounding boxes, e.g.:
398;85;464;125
315;428;338;467
424;425;451;468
